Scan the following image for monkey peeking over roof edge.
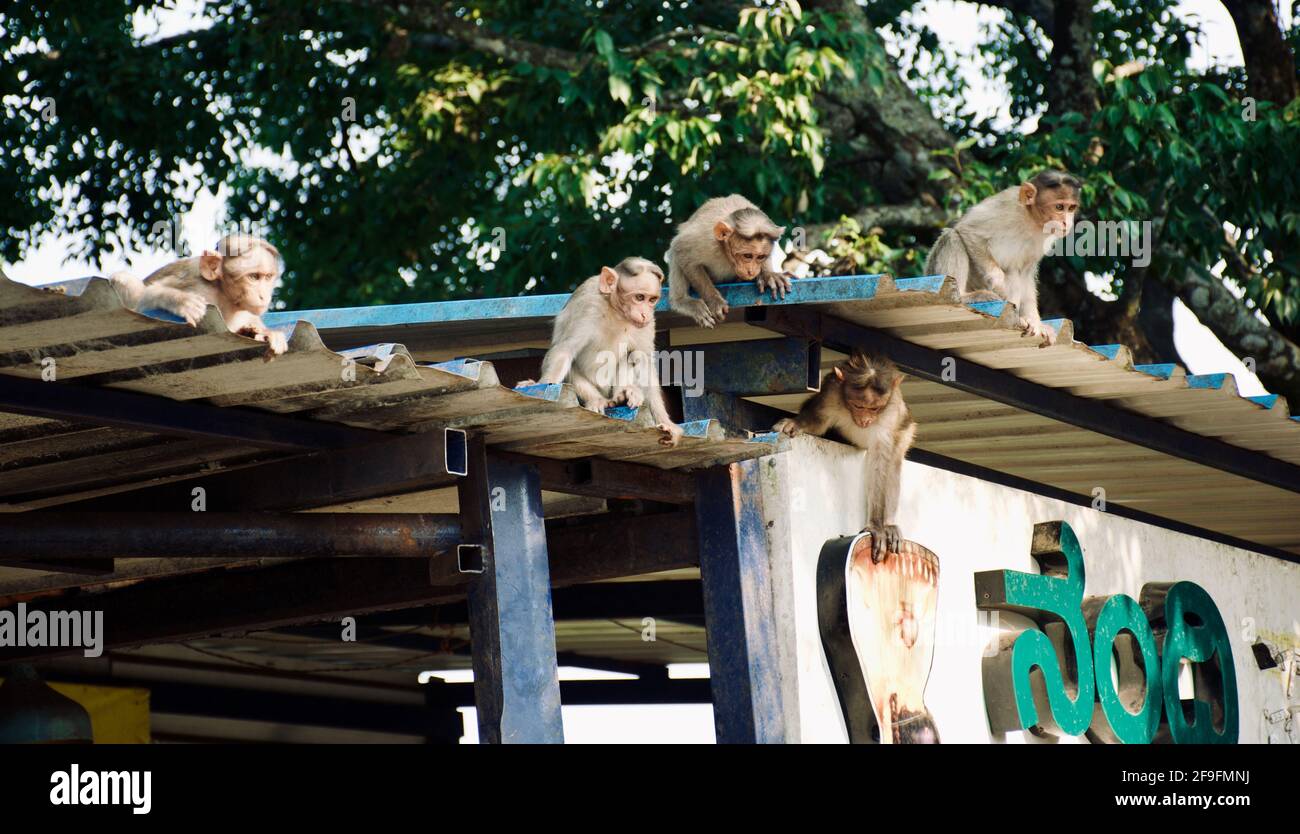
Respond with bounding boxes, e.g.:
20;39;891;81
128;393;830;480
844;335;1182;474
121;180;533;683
666;194;792;328
774;350;916;558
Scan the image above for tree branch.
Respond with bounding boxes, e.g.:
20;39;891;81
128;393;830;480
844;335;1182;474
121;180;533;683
1169;253;1300;408
1220;0;1300;103
806;201;946;239
348;0;585;72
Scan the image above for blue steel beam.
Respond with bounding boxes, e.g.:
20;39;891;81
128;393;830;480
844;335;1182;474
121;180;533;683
695;460;786;743
263;274;890;332
688;337;821;397
457;436;564;744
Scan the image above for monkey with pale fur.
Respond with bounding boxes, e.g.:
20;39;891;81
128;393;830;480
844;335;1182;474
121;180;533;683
528;257;683;447
925;170;1081;347
774;351;916;556
667;194;790;328
110;234;287;356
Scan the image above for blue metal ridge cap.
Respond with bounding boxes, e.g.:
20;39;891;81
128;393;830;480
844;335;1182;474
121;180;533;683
1187;373;1229;390
679;419;714;437
708;274;883;307
138;306;187;323
966;300;1008;316
1134;363;1178;380
431;358;483;379
1248;394;1280;409
746;431;782;443
604;405;640;422
264;292;577;329
894;274;946;293
1088;344;1124;360
263;274;890;331
513;383;564;401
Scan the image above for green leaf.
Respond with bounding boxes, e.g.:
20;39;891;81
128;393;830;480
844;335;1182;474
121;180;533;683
608;75;632;104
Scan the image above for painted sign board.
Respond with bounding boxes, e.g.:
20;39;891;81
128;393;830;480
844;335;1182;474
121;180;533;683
758;437;1300;744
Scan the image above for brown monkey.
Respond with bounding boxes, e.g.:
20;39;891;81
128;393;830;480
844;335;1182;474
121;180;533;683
667;194;790;328
925;170;1081;347
774;350;916;556
528;257;683;447
110;234;287;355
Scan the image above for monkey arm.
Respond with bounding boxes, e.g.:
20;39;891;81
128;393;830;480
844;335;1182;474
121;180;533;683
1008;265;1055;346
137;283;211;327
642;364;683;447
773;390;835;437
537;345;577;384
955;229;1007;295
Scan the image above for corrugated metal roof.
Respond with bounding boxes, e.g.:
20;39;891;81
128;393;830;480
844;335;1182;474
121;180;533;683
272;273;1300;554
0;274;784;508
4;269;1299;553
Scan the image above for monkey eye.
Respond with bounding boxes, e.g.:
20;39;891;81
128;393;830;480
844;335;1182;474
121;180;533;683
1055;203;1065;211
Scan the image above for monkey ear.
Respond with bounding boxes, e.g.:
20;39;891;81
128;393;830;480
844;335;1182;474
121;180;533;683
713;220;734;242
772;226;786;239
598;266;619;295
1019;182;1037;206
892;373;906;389
833;367;845;382
199;251;223;282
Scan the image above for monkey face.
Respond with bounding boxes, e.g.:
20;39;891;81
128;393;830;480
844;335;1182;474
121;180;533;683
836;360;901;428
611;271;662;328
1023;174;1081;239
221;248;281;314
725;235;773;281
841;383;893;427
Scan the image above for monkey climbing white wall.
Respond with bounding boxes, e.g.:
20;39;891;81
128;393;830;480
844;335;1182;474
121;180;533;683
758;436;1300;744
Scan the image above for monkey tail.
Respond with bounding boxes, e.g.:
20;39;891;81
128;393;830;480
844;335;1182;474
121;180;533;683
924;228;970;294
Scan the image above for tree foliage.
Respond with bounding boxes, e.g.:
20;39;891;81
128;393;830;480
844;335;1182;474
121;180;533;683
2;0;1299;402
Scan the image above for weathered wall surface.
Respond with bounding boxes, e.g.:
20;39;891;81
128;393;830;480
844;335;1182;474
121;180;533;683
759;436;1300;744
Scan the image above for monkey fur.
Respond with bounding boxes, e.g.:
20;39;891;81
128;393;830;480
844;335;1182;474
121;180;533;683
774;350;916;556
667;194;790;328
925;170;1081;347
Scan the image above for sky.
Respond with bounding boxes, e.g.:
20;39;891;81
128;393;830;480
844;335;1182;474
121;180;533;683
3;1;1291;741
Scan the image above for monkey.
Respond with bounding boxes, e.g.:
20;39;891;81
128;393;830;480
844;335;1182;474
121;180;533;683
666;194;791;328
773;350;916;557
523;257;683;447
109;234;287;356
924;170;1081;347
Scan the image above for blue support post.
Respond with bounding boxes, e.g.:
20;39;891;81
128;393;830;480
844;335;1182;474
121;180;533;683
458;437;565;744
695;460;786;743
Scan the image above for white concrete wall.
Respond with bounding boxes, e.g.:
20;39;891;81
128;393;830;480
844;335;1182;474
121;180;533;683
760;436;1300;744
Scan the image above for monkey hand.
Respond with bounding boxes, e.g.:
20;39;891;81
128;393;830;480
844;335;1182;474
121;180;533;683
756;269;794;300
859;524;904;562
614;386;645;410
581;395;612;414
683;298;722;328
169;291;210;326
1019;317;1056;347
261;329;289;358
773;417;802;437
657;421;684;447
